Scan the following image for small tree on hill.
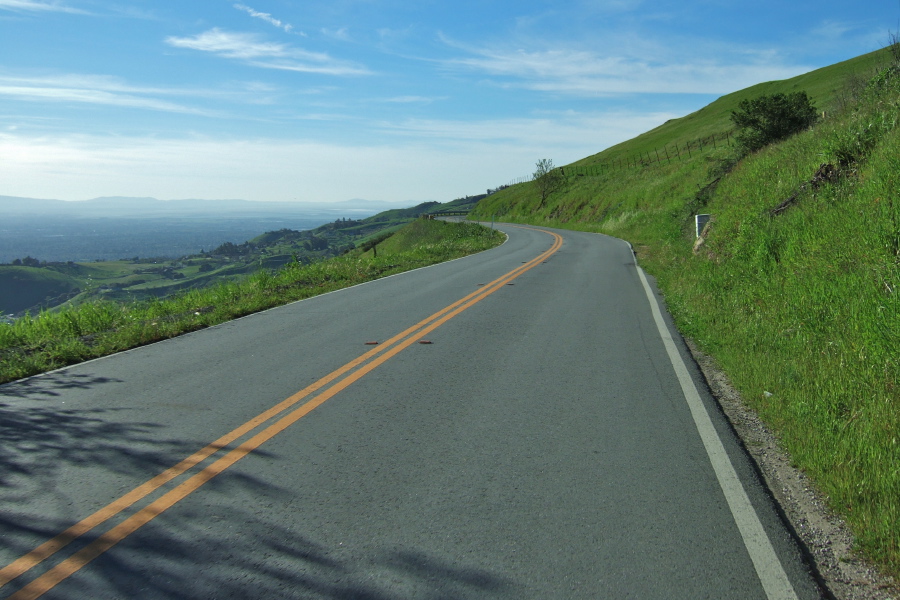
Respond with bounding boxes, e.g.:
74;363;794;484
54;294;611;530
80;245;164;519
533;159;565;209
730;91;818;154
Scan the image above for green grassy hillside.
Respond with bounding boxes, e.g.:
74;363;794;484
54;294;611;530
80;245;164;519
471;46;900;576
373;216;492;257
0;266;81;314
575;47;886;174
473;48;892;231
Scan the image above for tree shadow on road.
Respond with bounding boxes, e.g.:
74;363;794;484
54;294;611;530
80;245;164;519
0;371;204;493
0;372;521;600
0;371;120;399
2;471;521;600
88;503;521;600
0;370;270;570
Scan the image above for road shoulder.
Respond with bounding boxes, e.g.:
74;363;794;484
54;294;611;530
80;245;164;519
685;339;899;600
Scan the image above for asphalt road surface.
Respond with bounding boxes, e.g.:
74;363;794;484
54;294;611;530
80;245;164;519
0;224;822;599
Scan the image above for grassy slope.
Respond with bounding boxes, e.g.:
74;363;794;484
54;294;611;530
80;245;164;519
575;48;888;170
471;46;900;575
474;49;892;233
0;266;81;314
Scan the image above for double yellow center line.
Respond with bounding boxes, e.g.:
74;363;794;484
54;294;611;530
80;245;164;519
1;228;562;600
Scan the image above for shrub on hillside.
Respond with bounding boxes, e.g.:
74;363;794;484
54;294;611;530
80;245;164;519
533;158;566;208
731;91;819;154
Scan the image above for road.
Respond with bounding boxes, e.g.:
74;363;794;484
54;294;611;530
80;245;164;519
0;224;821;599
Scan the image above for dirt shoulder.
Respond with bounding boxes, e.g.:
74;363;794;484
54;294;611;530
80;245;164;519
685;339;899;600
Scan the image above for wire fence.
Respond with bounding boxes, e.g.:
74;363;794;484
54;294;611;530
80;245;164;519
496;130;735;190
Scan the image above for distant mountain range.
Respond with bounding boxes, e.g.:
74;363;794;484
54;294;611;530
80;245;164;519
0;196;411;218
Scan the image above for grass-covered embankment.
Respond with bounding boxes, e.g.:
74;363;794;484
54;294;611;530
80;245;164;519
0;219;503;385
661;69;900;572
472;46;900;575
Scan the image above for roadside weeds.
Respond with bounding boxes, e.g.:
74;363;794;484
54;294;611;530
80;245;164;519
686;339;899;600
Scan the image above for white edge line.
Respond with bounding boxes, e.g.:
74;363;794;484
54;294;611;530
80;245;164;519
634;262;799;600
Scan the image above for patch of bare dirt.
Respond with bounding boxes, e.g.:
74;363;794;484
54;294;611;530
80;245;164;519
685;339;899;600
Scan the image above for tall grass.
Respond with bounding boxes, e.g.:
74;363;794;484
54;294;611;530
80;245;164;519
666;71;900;569
0;219;503;384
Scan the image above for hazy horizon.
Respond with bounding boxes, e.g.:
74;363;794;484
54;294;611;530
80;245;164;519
0;197;409;263
0;194;415;208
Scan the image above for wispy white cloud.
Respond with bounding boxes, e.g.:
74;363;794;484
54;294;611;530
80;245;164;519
0;0;85;14
381;96;444;104
0;84;204;113
0;108;666;202
233;3;296;34
166;28;371;75
373;110;678;151
808;18;888;53
571;0;646;12
0;74;228;116
167;28;290;59
321;27;351;42
439;35;813;96
812;20;857;40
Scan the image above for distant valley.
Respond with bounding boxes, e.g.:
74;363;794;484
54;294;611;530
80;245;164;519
1;215;334;263
0;195;482;316
0;196;406;263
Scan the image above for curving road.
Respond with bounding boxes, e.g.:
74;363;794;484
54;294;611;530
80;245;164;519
0;224;821;599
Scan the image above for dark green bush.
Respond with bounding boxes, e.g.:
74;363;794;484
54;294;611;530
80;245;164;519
731;92;819;154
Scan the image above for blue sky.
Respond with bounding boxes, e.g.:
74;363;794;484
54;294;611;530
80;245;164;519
0;1;896;204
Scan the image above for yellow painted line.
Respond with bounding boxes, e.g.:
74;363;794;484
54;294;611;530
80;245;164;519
3;228;562;600
0;238;550;588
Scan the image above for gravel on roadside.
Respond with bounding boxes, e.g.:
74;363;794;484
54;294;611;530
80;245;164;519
685;339;899;600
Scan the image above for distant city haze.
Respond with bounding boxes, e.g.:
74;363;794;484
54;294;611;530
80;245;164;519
0;196;403;263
